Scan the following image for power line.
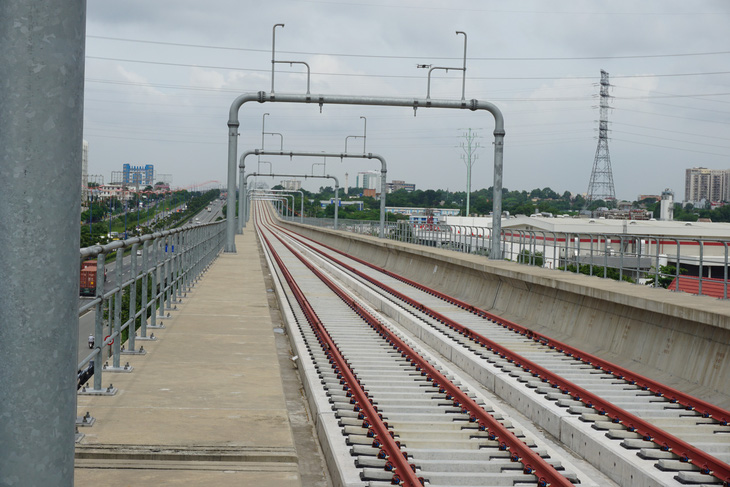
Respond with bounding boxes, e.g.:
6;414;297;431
296;1;730;16
611;129;730;150
612;121;730;141
87;34;730;61
618;107;730;126
612;83;730;105
612;137;730;157
85;55;730;82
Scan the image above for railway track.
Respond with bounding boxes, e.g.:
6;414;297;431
254;202;730;487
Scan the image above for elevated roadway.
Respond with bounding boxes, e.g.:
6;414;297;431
74;231;329;486
281;220;730;410
75;216;729;485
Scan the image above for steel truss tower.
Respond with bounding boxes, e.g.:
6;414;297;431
586;70;616;204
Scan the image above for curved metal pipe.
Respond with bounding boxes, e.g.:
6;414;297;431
226;92;504;256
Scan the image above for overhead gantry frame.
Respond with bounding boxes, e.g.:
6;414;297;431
238;149;388;237
243;171;340;230
226;91;505;258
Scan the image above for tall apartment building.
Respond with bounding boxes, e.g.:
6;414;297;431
685;167;730;204
386;180;416;193
356;170;381;194
281;179;301;191
122;164;155;186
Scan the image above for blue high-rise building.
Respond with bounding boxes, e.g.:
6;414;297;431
122;164;154;186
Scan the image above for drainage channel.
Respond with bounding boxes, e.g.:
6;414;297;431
267;214;730;487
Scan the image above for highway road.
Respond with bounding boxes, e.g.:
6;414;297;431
77;199;225;367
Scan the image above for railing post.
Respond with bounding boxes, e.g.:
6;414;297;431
618;236;625;281
654;236;660;288
150;236;160;326
128;243;138;352
698;239;704;297
112;248;123;368
93;254;106;391
172;232;180;304
158;237;166;319
165;237;173;311
722;242;728;299
140;240;150;337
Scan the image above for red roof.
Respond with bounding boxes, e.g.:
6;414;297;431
668;276;729;299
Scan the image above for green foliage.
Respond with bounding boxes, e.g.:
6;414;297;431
650;264;688;288
517;250;544;267
561;263;634;283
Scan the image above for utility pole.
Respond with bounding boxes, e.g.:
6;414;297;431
460;128;481;217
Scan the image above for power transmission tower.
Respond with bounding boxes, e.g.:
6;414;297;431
460;128;481;216
586;70;616;206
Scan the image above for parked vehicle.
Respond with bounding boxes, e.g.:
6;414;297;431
79;260;105;296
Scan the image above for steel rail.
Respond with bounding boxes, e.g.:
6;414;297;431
259;209;573;487
258;224;422;486
386;274;730;426
272;219;730;485
279;220;730;424
316;234;730;426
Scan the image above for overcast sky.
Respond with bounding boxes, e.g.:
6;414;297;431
84;0;730;201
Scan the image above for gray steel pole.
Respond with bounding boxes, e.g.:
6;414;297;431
334;183;339;230
226;116;239;252
248;149;387;238
380;164;387;238
0;2;86;485
227;92;504;258
491;133;505;258
238;166;244;233
266;189;304;223
244;172;339;228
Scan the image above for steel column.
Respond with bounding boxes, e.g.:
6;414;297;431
0;2;86;483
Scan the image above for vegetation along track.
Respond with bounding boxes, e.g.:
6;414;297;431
254;202;730;487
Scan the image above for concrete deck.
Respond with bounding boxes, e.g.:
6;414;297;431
75;231;329;486
283;221;730;410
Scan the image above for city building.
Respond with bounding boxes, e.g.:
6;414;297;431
386;180;416;193
320;199;364;210
386;207;460;223
593;207;652;220
95;183;134;201
356;171;381;194
685;167;730;204
432;214;730;281
637;194;660;203
660;189;674;221
123;164;155;186
281;179;301;191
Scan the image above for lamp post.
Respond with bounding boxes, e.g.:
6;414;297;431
265;132;284;150
108;196;113;239
360;116;367;153
261;112;270;149
312;161;325;176
88;191;93;236
259;161;273;174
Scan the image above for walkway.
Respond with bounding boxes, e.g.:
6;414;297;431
75;231;329;486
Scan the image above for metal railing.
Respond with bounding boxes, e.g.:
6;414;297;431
77;221;226;393
282;216;729;299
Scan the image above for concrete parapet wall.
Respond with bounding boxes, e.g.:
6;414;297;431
282;222;730;410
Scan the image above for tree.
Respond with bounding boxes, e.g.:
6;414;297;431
651;264;687;288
